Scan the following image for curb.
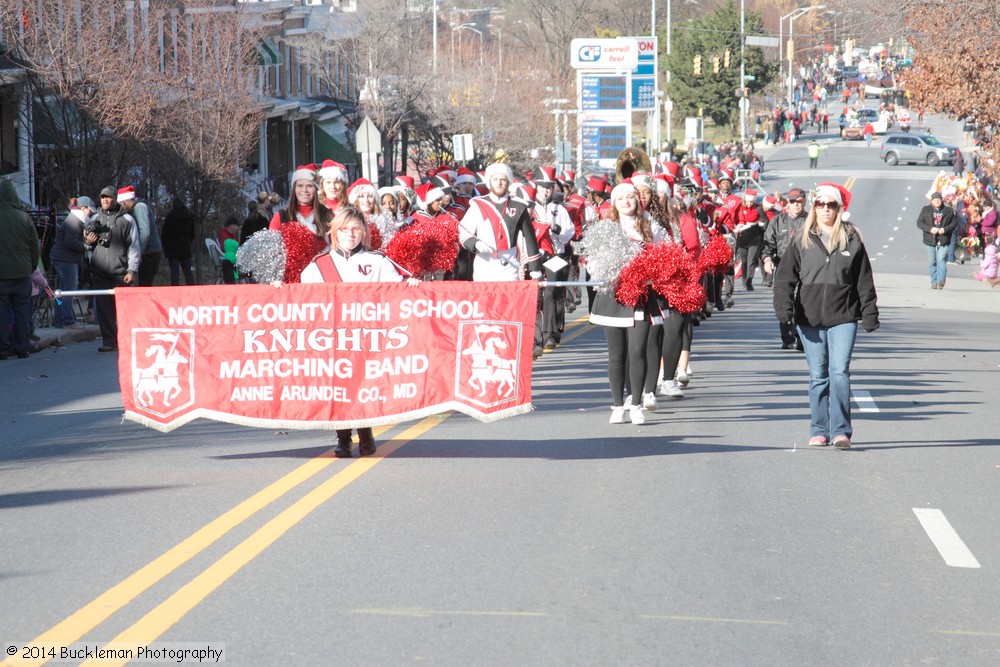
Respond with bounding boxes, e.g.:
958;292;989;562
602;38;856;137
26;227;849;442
31;324;101;353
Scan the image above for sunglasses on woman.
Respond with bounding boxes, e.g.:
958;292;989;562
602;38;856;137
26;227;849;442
813;200;840;210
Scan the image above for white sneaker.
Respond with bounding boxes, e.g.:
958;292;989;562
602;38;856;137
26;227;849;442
659;380;685;398
675;367;690;388
609;406;626;424
623;394;633;408
642;392;658;411
629;405;646;425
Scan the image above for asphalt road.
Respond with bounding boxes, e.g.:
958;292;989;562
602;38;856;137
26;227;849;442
3;116;1000;667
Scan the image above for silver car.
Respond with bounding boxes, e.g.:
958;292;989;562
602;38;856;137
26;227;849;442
879;133;960;167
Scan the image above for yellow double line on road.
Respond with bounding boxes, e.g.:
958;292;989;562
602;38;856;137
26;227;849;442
4;417;444;667
845;175;857;191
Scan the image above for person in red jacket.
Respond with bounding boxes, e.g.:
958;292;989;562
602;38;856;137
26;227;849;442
734;190;767;291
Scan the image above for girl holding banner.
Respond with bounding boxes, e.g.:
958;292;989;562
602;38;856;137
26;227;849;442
301;206;419;457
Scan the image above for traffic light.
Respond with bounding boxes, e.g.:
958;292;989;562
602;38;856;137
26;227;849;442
693;55;702;75
724;49;731;68
713;55;720;74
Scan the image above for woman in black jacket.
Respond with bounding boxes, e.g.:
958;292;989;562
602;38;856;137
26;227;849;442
773;183;879;449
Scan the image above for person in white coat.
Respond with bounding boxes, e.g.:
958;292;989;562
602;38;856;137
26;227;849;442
458;163;542;282
301;206;418;457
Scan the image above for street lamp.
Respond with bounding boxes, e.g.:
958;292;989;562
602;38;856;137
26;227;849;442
783;4;825;108
487;24;502;74
453;23;484;69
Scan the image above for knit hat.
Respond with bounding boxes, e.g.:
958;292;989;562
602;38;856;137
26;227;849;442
100;186;116;199
930;191;943;200
609;180;637;206
484;162;513;186
347;178;376;204
290;164;318;187
814;182;852;221
116;186;136;203
318;160;348;183
377;186;398;205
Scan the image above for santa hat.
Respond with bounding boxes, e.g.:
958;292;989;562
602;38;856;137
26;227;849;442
663;161;682;179
763;194;777;209
430;174;452;194
475;183;488;196
484;162;513;185
653;174;674;199
116;185;136;203
318;160;347;183
535;166;557;187
630;172;652;190
743;189;758;200
378;186;398;204
587;175;608;193
347;178;376;204
814;182;852;221
435;166;457;184
455;167;477;186
290;164;318;187
395;174;415;189
609;180;637;205
415;181;445;209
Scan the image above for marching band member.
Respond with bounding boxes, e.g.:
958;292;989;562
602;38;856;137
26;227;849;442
458;162;542;282
300;206;419;458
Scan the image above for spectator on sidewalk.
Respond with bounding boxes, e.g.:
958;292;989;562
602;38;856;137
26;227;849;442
0;180;42;359
916;191;958;289
50;195;98;328
160;197;197;286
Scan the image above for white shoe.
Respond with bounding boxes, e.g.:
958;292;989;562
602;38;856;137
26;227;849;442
642;392;658;412
659;380;685;398
623;394;633;408
675;367;690;388
629;405;646;425
610;406;626;424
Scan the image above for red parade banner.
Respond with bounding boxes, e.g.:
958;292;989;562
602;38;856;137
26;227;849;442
116;282;538;432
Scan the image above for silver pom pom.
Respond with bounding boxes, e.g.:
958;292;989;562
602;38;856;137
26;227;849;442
236;229;286;284
368;211;398;250
582;219;640;293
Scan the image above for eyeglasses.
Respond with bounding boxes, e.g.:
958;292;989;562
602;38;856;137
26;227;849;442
813;200;840;210
787;198;805;204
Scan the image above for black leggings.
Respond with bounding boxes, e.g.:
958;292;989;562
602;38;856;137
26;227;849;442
604;320;656;407
658;311;689;385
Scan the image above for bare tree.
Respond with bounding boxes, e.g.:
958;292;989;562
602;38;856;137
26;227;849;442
291;0;432;182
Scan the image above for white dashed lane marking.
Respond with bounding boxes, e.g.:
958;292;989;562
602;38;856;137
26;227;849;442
852;390;879;412
913;508;981;569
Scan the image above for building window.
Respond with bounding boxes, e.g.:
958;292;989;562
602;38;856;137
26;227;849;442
0;88;19;176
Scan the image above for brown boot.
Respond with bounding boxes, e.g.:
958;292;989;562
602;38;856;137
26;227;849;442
335;430;353;458
358;428;376;457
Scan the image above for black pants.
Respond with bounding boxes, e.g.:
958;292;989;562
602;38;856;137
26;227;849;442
138;252;161;286
604;319;655;407
92;273;128;348
737;242;761;288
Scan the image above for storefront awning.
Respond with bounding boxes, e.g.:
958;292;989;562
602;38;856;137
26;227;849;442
256;38;282;67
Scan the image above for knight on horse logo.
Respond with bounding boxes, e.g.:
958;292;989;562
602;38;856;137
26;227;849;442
131;329;195;417
455;321;521;407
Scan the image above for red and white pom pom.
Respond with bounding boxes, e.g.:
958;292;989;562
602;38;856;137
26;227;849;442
279;222;326;284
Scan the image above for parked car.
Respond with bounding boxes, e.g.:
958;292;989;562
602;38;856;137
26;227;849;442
879;133;961;167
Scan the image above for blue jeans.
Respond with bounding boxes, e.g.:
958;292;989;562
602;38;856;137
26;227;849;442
947;230;959;263
52;260;79;326
797;322;857;440
925;244;948;285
